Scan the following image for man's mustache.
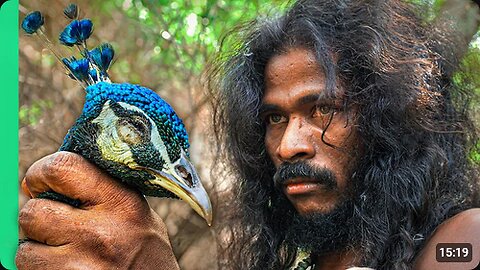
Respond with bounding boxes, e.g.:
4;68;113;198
273;162;338;191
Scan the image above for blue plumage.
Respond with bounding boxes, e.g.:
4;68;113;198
89;43;115;73
62;57;90;82
21;4;212;225
21;11;44;34
89;68;99;81
64;4;78;20
80;82;190;161
59;19;93;46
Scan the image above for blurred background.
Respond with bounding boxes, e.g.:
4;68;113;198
19;0;479;269
19;0;284;268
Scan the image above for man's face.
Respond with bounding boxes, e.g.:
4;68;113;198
262;47;362;216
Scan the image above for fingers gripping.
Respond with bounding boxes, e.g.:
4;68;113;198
23;151;131;207
18;199;80;246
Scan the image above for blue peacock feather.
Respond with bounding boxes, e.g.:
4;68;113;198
89;43;115;74
21;3;212;225
59;19;93;46
62;56;90;82
89;68;99;82
63;3;78;20
21;11;44;34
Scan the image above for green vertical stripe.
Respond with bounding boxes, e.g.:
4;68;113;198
0;0;19;269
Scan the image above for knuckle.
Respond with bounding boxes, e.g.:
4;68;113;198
15;242;39;270
18;199;39;230
15;244;28;269
42;152;79;180
24;152;81;185
23;164;39;186
88;226;123;263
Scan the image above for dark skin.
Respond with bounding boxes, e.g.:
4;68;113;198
262;48;480;270
17;152;179;270
262;47;362;216
262;47;362;269
17;48;480;269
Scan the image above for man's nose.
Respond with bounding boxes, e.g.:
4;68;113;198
276;118;315;162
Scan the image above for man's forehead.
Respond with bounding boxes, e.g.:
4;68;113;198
261;47;347;108
264;47;322;88
259;92;327;115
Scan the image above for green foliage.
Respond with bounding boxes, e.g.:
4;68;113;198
19;100;53;126
454;46;480;95
454;45;480;164
21;0;480;157
87;0;287;82
471;145;480;163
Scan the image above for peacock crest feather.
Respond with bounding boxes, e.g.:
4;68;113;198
21;4;212;225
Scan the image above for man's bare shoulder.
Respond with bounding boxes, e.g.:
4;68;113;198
414;208;480;270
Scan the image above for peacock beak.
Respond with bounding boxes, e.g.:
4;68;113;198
144;151;213;226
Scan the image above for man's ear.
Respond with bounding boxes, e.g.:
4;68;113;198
413;208;480;270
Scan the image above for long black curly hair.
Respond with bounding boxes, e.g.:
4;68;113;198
207;0;479;269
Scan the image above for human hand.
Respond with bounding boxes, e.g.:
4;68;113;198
16;151;179;270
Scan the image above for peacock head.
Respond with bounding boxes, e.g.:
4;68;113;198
61;82;212;226
22;4;212;225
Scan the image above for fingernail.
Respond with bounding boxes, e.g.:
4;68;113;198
21;178;33;198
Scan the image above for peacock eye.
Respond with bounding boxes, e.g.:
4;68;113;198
117;117;148;145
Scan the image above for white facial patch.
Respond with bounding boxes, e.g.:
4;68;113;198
92;101;173;171
92;101;135;166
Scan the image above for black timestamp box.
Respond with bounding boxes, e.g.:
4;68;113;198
436;243;473;263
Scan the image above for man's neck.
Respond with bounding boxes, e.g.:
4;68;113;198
314;250;358;270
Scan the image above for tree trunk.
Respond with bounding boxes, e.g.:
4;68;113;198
436;0;480;58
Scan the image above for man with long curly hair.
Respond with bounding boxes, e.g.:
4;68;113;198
208;0;480;269
17;0;480;269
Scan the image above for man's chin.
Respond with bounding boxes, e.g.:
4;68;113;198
292;203;339;216
288;195;340;216
284;198;357;253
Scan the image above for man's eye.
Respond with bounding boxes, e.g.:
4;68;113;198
267;114;288;125
313;105;334;117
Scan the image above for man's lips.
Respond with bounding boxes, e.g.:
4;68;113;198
283;178;325;195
